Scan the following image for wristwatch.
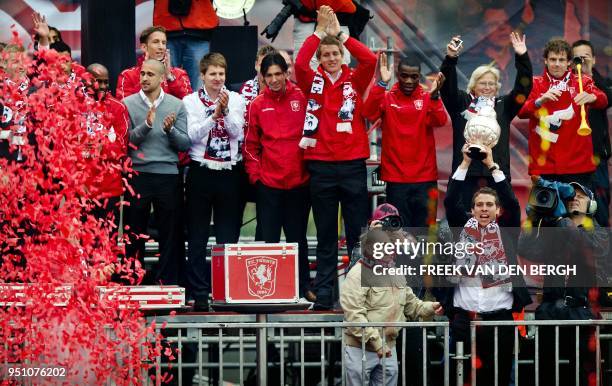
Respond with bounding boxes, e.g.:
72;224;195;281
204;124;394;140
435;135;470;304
336;31;344;39
488;163;500;172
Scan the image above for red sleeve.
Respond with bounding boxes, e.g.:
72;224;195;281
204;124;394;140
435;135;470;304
115;70;137;101
344;37;377;94
295;34;319;95
167;68;193;99
243;101;262;185
426;98;448;127
584;76;609;110
114;102;129;154
362;84;386;122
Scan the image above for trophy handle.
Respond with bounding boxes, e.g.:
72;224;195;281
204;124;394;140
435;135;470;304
575;63;592;136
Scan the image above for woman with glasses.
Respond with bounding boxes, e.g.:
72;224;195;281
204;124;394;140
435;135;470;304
440;32;532;204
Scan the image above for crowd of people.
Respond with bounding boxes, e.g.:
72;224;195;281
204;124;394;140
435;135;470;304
1;3;611;385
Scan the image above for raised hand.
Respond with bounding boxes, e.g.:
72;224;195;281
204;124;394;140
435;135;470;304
32;12;50;47
461;143;472;166
377;52;392;83
510;31;527;55
146;106;156;127
429;72;445;94
162;113;176;133
315;6;333;34
326;12;342;37
446;35;462;58
163;49;173;76
480;145;495;168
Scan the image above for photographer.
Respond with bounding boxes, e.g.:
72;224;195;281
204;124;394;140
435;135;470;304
340;203;443;386
518;179;609;386
442;143;531;386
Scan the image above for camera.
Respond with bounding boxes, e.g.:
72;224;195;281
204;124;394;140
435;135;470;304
451;38;463;50
572;56;584;66
527;177;575;218
379;215;403;230
260;0;306;42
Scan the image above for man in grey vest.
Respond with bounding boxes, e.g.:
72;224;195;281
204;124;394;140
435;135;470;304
123;59;190;284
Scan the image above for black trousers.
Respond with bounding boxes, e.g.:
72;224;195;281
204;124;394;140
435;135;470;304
185;163;242;300
386;181;438;229
307;159;369;306
449;308;514;386
256;182;310;296
125;172;181;285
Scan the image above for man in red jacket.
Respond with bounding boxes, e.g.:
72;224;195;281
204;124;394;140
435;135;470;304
363;55;447;229
518;39;607;188
295;6;376;309
244;52;311;297
116;26;192;101
84;63;129;222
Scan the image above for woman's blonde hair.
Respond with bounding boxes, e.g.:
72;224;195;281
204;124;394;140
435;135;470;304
466;65;501;95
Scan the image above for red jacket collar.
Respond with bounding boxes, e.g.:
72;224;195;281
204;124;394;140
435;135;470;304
543;68;573;83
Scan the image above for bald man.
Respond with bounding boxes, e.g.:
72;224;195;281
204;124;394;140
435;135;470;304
122;59;190;285
82;63;129;222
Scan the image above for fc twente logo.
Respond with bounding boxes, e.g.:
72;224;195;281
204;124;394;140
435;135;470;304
246;256;277;299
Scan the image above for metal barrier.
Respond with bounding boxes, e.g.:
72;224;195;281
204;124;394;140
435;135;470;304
468;319;612;386
143;317;612;386
147;320;450;386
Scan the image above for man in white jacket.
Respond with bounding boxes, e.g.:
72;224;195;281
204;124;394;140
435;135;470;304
182;52;245;311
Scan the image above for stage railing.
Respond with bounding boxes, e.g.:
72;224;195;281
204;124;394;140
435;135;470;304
143;318;612;386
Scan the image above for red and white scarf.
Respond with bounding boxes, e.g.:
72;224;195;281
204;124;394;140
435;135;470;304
198;87;232;170
299;70;356;149
458;217;511;288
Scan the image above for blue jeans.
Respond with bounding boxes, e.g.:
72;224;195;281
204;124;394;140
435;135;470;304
167;36;210;90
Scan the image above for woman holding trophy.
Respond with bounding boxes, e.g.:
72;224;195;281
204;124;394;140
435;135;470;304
440;32;532;204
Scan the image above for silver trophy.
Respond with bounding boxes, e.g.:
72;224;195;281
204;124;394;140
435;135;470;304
463;105;501;160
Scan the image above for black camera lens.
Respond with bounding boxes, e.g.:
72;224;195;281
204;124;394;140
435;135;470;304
536;190;552;204
381;215;403;229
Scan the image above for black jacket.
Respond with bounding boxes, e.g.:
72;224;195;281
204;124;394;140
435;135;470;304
518;217;609;306
437;173;532;313
589;69;612;161
440;53;532;177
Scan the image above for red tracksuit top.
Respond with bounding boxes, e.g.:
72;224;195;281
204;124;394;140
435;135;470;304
244;81;309;189
295;34;377;162
363;83;448;183
115;56;192;101
85;95;129;198
518;69;608;176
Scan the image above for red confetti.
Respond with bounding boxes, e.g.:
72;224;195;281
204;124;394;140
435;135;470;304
0;31;172;385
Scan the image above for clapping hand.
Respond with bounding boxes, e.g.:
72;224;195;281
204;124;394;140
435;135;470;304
162;113;176;133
